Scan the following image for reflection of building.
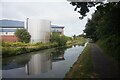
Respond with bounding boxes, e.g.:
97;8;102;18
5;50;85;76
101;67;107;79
25;53;52;75
51;25;64;35
0;20;24;42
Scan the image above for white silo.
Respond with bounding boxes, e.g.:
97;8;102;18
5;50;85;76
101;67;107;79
26;18;51;43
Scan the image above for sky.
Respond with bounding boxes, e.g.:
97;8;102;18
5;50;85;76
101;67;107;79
0;0;96;37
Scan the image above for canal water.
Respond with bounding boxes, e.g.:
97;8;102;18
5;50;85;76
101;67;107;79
2;44;86;78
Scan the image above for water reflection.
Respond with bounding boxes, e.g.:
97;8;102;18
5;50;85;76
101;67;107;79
72;45;79;48
52;47;66;62
25;52;52;75
2;54;31;70
2;48;67;75
2;44;85;78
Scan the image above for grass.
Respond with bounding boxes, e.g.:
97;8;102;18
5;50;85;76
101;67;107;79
97;35;120;62
65;43;98;78
2;37;87;58
2;42;58;57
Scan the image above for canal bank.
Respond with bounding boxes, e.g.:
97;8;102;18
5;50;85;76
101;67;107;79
2;37;86;58
65;43;119;78
65;43;97;78
2;44;86;78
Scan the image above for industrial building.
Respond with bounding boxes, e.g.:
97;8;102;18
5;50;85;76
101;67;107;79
0;20;24;42
26;18;51;43
51;25;64;35
1;19;65;43
0;20;24;35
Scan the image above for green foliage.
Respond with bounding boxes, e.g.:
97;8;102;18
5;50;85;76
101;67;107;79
73;34;76;40
58;35;67;46
15;29;31;43
2;42;36;47
2;42;58;57
51;32;60;43
84;2;120;61
65;44;97;78
97;35;120;61
84;2;120;41
65;36;72;41
51;32;68;46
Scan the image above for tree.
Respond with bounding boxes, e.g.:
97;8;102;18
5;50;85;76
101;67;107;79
68;0;119;19
59;35;67;46
51;32;60;43
68;1;98;19
73;34;76;40
51;32;68;46
69;0;120;61
15;29;31;43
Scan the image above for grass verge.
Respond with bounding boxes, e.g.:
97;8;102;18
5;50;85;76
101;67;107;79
97;36;120;62
65;43;97;78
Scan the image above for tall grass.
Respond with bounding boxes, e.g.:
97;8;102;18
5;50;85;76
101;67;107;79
2;42;58;57
97;35;120;62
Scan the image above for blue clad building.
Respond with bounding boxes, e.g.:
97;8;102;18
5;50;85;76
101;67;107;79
0;20;24;35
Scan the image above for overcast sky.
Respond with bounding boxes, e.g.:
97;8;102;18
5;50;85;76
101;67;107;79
1;0;96;37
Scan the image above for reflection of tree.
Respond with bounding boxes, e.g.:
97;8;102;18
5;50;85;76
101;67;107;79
51;47;66;62
79;42;85;46
15;56;31;65
2;49;53;70
2;54;31;70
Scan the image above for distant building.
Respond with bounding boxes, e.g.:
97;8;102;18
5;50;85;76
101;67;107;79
0;19;65;43
51;25;64;35
0;20;24;42
0;20;24;35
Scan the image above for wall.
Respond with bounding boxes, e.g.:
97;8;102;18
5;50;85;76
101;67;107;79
1;35;18;42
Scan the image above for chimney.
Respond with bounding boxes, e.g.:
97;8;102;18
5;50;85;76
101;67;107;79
26;18;29;31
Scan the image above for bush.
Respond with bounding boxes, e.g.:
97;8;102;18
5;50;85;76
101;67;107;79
15;29;31;43
16;47;27;55
2;42;59;57
97;35;120;61
2;47;16;57
51;32;68;47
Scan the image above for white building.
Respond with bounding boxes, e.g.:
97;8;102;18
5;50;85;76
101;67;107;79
51;25;64;35
26;18;51;43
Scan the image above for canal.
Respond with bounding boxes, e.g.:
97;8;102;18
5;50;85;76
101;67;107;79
2;44;86;78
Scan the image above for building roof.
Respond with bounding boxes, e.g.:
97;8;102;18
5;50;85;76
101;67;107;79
0;20;24;28
51;25;64;28
0;29;17;32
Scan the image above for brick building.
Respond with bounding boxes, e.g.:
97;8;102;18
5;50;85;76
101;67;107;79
0;20;24;42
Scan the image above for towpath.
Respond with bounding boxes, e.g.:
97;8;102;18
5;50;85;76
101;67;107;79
91;43;119;78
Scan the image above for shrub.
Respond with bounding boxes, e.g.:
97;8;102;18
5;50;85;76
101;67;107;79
15;29;31;43
16;47;27;55
97;35;120;61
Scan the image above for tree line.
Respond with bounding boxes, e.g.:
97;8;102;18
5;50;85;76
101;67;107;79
69;1;120;61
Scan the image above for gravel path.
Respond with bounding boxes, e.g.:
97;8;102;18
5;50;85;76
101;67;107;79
91;43;119;78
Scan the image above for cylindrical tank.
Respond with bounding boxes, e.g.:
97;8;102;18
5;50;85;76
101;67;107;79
27;18;51;43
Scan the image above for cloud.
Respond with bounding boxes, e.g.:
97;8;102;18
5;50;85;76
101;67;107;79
1;1;95;36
